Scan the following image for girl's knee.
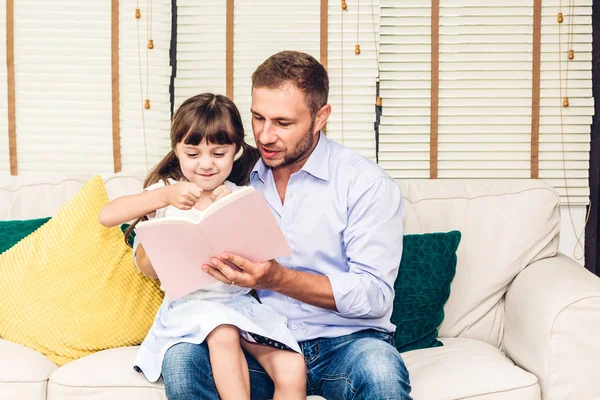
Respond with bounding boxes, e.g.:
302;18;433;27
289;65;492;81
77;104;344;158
206;324;240;348
272;352;306;389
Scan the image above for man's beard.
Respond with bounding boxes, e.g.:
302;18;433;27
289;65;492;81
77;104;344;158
268;117;316;168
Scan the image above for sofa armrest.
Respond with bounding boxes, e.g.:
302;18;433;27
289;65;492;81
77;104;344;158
503;253;600;400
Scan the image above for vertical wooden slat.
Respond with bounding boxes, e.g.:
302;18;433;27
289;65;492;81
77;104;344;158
320;0;328;69
226;0;234;99
531;0;542;179
6;0;17;175
111;0;122;173
430;0;440;179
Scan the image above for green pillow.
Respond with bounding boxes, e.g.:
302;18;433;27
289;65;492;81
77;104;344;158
391;230;461;353
0;217;51;255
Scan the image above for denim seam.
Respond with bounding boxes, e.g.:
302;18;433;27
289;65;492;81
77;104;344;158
321;373;356;395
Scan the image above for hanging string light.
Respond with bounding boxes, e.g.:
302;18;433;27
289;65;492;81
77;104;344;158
136;0;150;170
557;0;589;261
559;0;575;107
369;0;381;108
147;0;154;50
145;0;153;108
567;0;575;60
340;0;347;144
355;0;361;54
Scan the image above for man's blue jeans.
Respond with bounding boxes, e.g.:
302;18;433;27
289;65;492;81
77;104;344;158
162;329;412;399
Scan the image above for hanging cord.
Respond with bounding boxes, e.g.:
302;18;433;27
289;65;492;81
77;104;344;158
568;0;575;60
136;0;149;170
370;0;382;162
355;0;360;55
369;0;380;75
558;0;591;260
341;1;346;144
146;0;152;107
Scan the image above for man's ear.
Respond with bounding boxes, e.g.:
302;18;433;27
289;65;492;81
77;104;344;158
313;104;332;133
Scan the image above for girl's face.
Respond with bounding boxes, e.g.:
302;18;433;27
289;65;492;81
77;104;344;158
175;138;236;192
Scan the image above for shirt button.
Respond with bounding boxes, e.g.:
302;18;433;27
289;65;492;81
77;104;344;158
291;324;297;330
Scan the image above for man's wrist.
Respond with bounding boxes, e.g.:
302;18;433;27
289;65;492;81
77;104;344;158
266;261;289;292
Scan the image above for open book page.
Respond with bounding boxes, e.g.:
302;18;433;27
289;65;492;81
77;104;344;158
199;190;291;262
136;186;255;228
133;187;291;299
202;186;256;219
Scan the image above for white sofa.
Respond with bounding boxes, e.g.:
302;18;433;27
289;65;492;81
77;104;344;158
1;173;600;400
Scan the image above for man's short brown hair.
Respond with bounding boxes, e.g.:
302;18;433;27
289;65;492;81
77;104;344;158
252;51;329;117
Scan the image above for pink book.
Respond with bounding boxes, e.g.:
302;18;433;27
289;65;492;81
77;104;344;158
134;187;291;299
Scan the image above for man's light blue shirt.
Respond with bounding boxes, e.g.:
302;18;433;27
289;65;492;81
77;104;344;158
251;132;405;342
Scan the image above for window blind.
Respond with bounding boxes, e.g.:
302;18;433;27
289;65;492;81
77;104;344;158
119;0;173;172
379;0;593;205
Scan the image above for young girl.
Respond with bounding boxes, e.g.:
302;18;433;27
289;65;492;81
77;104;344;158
98;93;306;400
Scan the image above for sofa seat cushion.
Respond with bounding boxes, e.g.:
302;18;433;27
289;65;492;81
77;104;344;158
47;347;164;400
0;339;57;400
404;337;540;399
47;346;325;400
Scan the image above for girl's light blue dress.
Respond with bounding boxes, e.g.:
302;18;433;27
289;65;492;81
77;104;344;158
132;180;302;383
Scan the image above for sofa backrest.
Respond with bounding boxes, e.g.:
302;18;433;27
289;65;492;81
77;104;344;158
0;173;144;220
1;174;561;349
398;179;560;348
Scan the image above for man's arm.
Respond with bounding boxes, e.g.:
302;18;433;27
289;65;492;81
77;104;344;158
204;177;405;317
259;262;337;310
325;177;405;318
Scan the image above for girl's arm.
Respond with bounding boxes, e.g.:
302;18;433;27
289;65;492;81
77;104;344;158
98;189;169;227
135;242;158;278
98;181;203;227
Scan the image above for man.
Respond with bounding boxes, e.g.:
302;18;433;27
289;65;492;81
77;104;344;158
164;51;411;399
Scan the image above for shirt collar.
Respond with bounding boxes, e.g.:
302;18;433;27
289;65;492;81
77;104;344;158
251;155;266;183
300;131;330;181
251;131;330;182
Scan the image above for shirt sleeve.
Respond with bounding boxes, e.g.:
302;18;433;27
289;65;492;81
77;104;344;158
142;180;168;219
327;177;405;319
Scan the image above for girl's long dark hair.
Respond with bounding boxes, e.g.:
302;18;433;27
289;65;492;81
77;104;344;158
124;93;260;245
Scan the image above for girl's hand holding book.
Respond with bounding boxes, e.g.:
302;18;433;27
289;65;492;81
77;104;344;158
164;182;202;210
210;184;232;203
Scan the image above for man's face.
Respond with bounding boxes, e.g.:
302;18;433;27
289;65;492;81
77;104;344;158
250;84;318;169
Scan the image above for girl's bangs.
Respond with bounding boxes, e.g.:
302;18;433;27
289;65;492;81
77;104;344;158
183;112;237;146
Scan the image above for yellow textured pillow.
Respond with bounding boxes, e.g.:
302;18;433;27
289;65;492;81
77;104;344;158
0;175;163;366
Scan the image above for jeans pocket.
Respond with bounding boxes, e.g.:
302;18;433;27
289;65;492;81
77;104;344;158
369;329;394;345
